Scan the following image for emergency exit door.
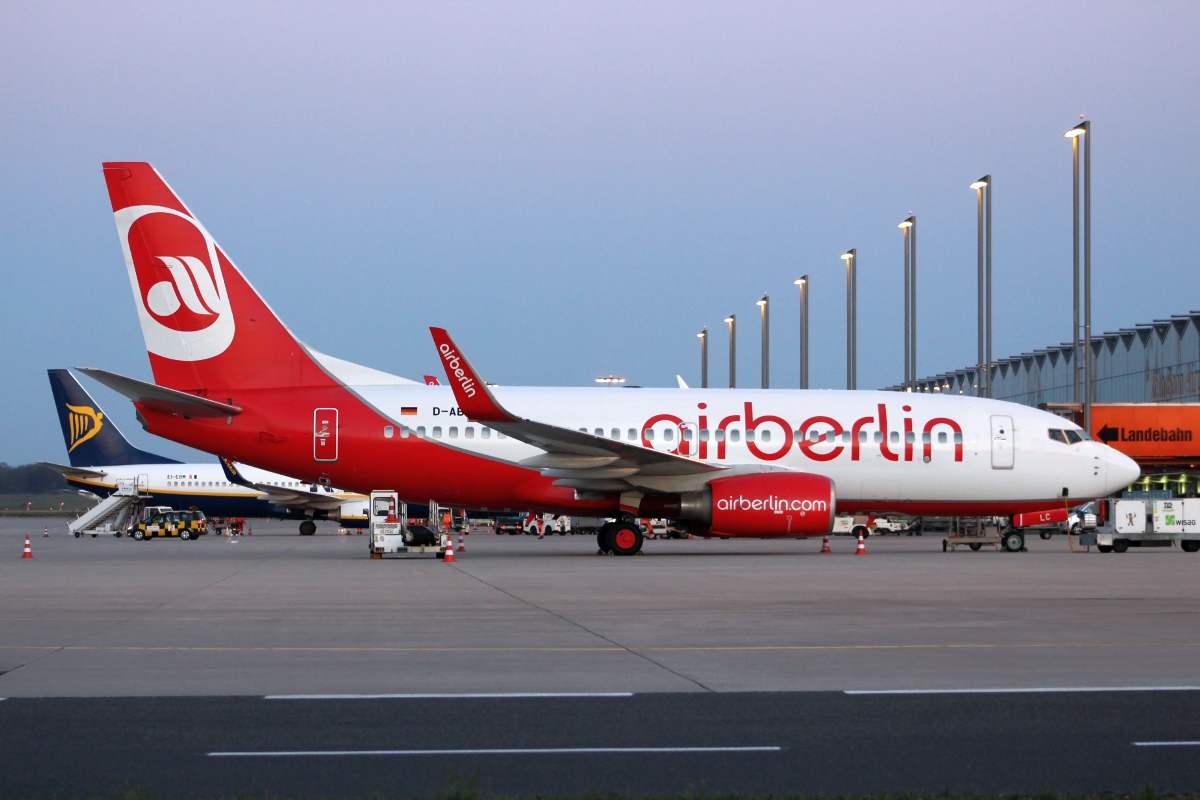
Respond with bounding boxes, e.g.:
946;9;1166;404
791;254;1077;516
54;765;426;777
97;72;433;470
990;415;1013;469
314;408;339;462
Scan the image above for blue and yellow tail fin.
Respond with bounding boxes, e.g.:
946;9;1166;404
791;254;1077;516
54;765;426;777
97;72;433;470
47;369;180;467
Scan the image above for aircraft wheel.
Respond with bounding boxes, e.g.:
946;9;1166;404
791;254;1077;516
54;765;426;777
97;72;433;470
596;523;615;554
1112;539;1130;553
1097;545;1113;553
1182;540;1200;553
610;523;643;556
299;520;317;536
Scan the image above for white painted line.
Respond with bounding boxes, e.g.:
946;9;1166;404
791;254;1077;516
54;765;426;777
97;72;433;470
209;746;780;757
846;686;1200;695
1133;741;1200;747
264;692;634;700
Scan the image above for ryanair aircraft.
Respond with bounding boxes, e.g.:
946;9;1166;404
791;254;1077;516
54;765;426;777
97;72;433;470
40;370;367;534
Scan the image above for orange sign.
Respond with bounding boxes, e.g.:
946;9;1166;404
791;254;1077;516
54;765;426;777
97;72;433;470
1090;404;1200;460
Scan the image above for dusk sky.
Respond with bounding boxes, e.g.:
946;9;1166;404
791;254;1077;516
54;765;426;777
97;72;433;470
2;2;1198;464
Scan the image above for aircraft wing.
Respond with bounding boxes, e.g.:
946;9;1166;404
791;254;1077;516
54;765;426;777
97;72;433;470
37;461;108;479
217;458;346;511
77;368;243;419
428;328;723;489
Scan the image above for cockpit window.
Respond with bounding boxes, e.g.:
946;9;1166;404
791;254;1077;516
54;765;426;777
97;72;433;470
1064;430;1082;444
1048;429;1068;443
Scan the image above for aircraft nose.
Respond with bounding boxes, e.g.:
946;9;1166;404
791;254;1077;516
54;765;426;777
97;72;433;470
1105;447;1141;494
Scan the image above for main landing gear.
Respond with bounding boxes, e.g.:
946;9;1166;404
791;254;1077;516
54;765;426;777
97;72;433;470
597;521;644;556
299;520;316;536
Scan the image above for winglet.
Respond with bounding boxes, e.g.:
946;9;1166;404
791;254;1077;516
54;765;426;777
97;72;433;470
218;457;254;488
429;328;520;423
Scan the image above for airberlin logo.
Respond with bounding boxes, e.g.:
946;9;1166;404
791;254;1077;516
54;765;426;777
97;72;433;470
114;204;235;362
716;495;828;513
437;343;478;398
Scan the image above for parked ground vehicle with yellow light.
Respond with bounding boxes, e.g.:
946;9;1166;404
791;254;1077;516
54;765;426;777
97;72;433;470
130;509;209;541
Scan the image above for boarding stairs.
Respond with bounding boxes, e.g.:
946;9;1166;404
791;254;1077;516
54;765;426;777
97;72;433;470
68;480;145;537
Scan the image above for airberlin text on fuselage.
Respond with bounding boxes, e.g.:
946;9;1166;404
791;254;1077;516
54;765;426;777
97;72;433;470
639;402;964;464
437;344;478;398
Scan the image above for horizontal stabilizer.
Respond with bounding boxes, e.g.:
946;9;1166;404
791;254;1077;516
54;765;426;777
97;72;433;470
37;461;107;479
77;369;243;418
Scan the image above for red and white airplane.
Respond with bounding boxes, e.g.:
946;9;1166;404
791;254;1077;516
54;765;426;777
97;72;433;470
82;162;1140;555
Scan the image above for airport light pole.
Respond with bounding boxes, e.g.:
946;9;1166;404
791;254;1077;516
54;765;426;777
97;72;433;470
1066;121;1092;431
757;294;769;389
842;250;857;390
725;315;736;388
698;328;708;389
794;276;809;389
971;177;992;398
898;218;916;390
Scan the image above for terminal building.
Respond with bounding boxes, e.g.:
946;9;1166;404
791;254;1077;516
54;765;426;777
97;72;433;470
889;309;1200;495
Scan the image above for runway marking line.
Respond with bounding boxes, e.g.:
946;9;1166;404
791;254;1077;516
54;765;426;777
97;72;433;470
208;746;781;757
846;686;1200;695
1133;741;1200;747
2;642;1198;654
265;693;633;700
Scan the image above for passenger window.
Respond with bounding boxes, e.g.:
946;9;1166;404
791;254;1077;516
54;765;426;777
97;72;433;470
700;429;710;442
809;430;820;443
384;425;394;439
594;428;604;437
858;430;867;443
922;432;931;444
400;426;410;438
760;429;770;443
841;432;850;443
683;429;693;441
465;427;474;439
664;428;674;442
481;427;491;439
715;429;726;442
937;432;947;444
432;426;442;438
1065;430;1082;444
449;426;459;438
890;431;900;444
417;426;426;437
954;433;963;444
497;432;506;439
611;428;620;440
746;430;755;443
730;430;741;443
874;431;883;443
905;431;915;444
646;429;655;441
628;429;637;441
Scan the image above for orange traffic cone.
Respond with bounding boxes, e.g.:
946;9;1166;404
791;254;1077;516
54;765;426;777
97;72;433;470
456;534;465;553
248;526;253;536
820;536;832;554
444;538;457;563
854;532;867;555
43;527;49;538
22;534;33;559
687;533;694;539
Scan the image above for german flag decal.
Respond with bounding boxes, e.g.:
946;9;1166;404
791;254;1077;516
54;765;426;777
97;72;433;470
400;407;418;416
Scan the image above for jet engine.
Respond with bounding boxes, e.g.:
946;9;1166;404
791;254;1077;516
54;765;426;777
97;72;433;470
639;472;836;537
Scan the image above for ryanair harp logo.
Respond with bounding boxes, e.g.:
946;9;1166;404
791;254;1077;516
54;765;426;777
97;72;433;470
66;404;103;453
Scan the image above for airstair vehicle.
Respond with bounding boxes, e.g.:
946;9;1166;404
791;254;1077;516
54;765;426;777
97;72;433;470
68;479;147;538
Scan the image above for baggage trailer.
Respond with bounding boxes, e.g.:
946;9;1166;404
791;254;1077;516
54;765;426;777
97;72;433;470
1084;498;1200;553
368;490;448;559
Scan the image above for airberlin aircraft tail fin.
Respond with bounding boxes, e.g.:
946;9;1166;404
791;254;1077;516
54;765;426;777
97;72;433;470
102;163;328;394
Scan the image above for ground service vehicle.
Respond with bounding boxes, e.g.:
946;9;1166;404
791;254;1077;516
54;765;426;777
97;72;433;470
1086;498;1200;553
87;163;1141;557
368;490;447;558
130;509;208;541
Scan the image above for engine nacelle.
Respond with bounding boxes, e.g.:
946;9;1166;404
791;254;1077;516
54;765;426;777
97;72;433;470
639;472;836;537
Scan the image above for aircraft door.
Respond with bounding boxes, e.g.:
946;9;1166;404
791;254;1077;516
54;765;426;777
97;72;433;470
990;415;1014;469
314;408;339;462
680;422;699;458
137;474;148;492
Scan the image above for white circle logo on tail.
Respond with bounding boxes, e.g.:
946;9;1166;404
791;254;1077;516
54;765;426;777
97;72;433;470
114;205;235;361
